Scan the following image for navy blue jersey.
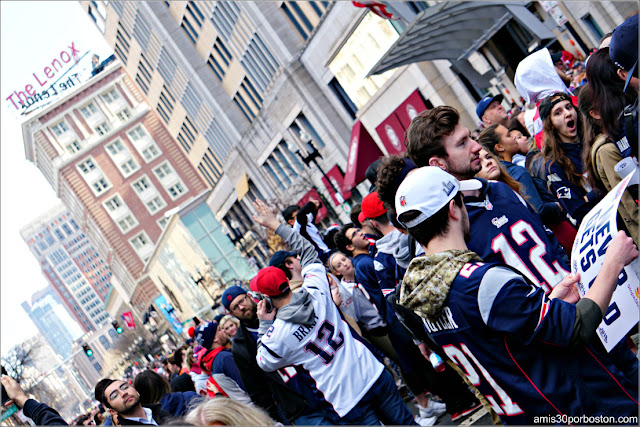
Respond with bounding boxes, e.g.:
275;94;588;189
425;261;638;424
465;179;569;292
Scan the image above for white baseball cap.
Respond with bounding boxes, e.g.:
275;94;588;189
395;166;482;228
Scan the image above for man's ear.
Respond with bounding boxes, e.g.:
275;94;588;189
617;68;628;83
482;114;490;124
448;199;462;221
346;243;355;252
428;157;448;170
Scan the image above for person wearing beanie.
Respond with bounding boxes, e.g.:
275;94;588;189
252;199;417;426
194;321;251;403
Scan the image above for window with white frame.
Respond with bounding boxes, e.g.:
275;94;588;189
66;141;81;154
119;159;139;176
141;144;160;162
145;196;166;214
129;231;153;260
153;163;173;179
104;195;123;212
102;88;120;104
157;217;169;229
92;178;110;194
116;108;131;122
106;140;125;156
95;122;111;136
132;177;151;193
77;158;96;174
117;215;138;233
51;121;70;136
167;183;186;198
80;103;98;118
127;125;147;141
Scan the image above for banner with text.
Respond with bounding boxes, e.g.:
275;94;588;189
570;169;639;352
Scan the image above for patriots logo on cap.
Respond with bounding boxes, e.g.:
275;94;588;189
399;195;407;206
227;295;233;302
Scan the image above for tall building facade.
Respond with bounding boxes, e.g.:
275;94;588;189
21;205;112;333
21;287;84;358
22;60;210;316
79;1;635;265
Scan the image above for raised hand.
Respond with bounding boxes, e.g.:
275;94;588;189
252;200;280;230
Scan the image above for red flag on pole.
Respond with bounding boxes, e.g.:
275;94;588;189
352;1;397;20
121;311;136;329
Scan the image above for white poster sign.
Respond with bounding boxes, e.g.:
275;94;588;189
571;169;639;352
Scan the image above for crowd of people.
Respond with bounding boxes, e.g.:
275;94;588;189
2;13;639;427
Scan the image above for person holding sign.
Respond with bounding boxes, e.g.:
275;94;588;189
395;166;638;425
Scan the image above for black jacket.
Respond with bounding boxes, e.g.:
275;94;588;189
232;322;307;423
118;403;173;425
22;399;68;425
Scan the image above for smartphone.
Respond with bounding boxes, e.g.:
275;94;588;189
264;297;274;313
192;316;201;326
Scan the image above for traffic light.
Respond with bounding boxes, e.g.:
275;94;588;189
82;344;93;357
112;321;123;334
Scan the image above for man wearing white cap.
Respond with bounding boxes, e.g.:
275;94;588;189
395;166;639;425
404;106;569;292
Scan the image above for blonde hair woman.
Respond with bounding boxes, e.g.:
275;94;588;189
184;397;276;426
218;315;240;339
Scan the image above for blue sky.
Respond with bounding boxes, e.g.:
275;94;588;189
1;1;113;356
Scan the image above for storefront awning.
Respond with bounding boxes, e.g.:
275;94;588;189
368;1;555;76
322;165;352;205
343;120;385;193
375;89;427;155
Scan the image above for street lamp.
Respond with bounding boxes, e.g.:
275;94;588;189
287;130;344;220
191;269;215;303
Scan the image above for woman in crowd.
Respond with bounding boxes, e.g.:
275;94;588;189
218;315;240;339
184;397;276;426
133;369;202;418
579;49;638;245
540;92;601;227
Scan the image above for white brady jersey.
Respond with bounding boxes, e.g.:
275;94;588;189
256;263;384;417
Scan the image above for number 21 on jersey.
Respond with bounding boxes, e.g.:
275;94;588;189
443;343;523;417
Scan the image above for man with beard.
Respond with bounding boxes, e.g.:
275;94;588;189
394;165;638;424
94;379;172;425
404;106;569;292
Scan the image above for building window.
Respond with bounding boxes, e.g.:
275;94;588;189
156;86;175;124
142;144;160;162
328;78;357;119
132;177;151;193
153;163;173;179
117;215;138;233
77;158;96;174
129;232;152;259
136;54;153;95
146;196;166;214
181;2;205;44
127;125;147;142
66;141;82;154
102;88;120;104
80;103;98;118
176;117;198;153
198;147;223;189
281;1;326;41
234;78;262;122
157;217;169;229
95;122;111;136
104;195;123;212
51;121;70;136
92;178;110;194
207;38;233;81
106;140;125;155
119;158;139;176
167;183;185;198
116;108;131;122
581;13;604;40
114;23;130;64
